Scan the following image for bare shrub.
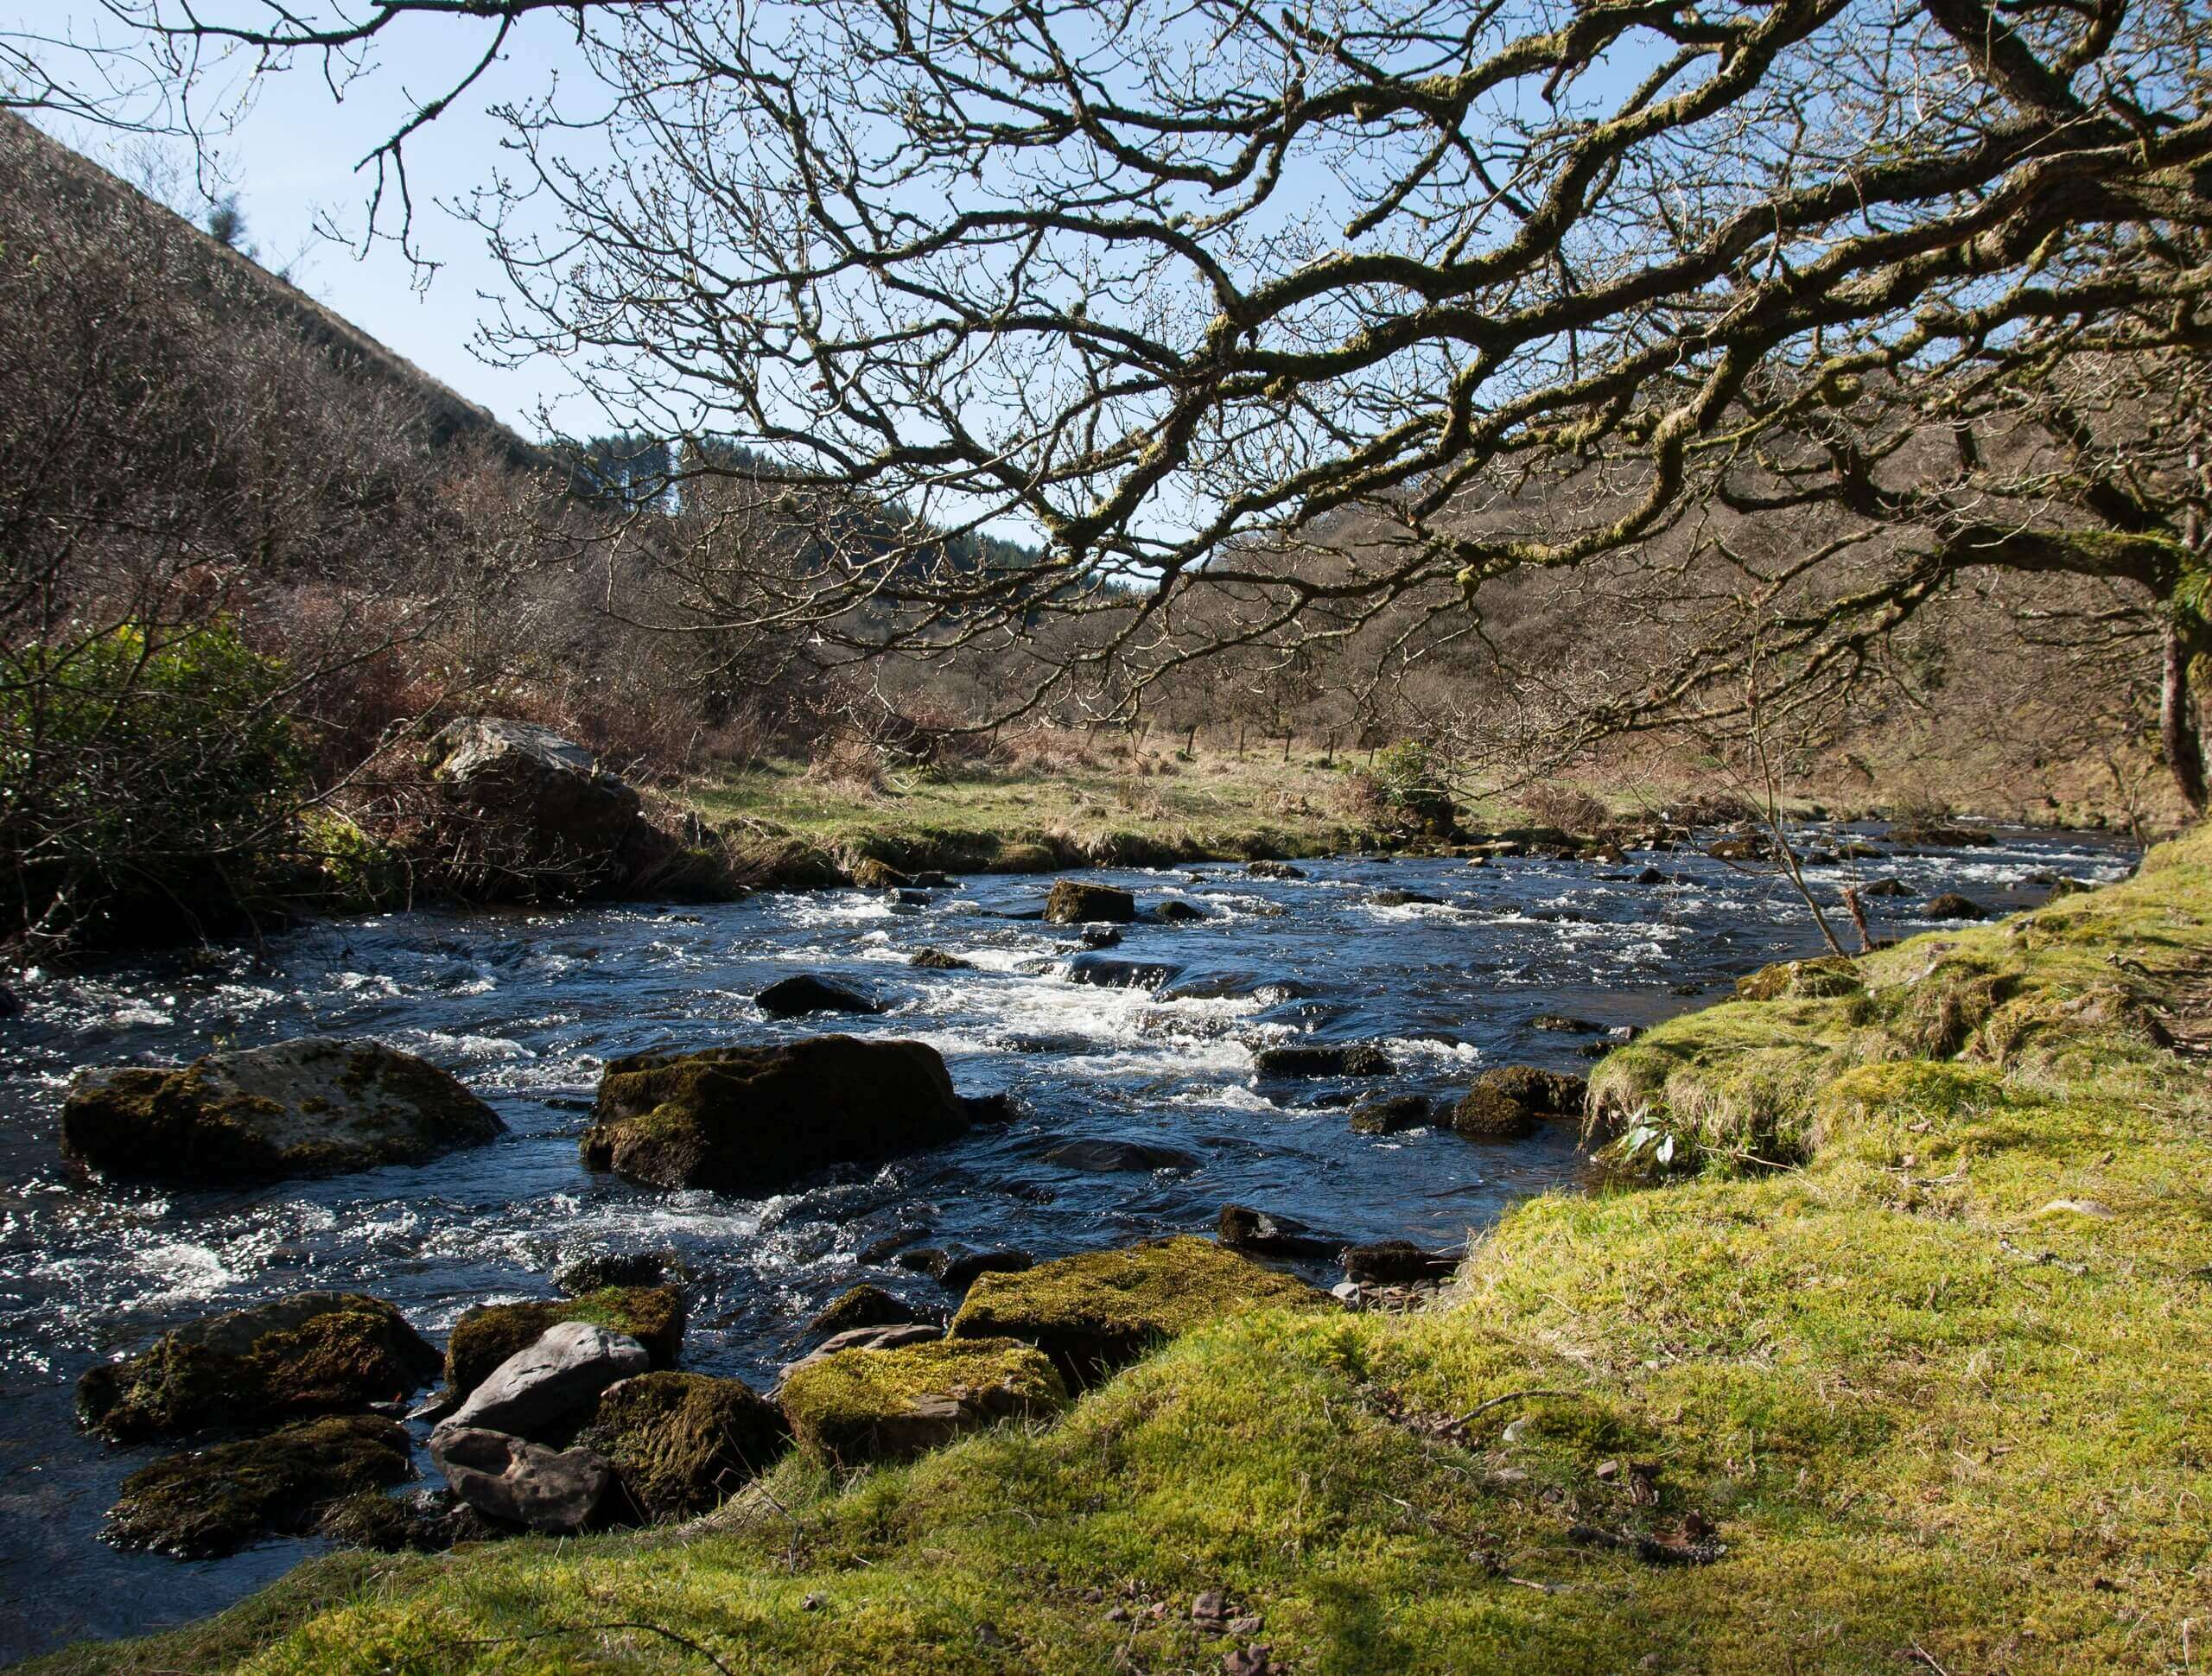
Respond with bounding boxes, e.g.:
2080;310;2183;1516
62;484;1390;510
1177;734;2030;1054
1522;784;1612;837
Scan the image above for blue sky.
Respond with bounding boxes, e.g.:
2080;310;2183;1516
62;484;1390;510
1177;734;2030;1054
10;3;594;436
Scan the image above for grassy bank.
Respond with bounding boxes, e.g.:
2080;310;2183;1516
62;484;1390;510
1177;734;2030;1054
41;828;2212;1674
682;749;1396;882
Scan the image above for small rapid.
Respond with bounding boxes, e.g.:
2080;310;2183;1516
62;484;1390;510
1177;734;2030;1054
0;826;2134;1660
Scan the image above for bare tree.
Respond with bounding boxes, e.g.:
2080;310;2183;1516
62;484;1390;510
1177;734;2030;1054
10;0;2211;788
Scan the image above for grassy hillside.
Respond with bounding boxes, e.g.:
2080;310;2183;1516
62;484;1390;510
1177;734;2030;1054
41;827;2212;1674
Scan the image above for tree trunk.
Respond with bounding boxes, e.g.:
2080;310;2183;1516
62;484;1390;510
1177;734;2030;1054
2161;620;2209;816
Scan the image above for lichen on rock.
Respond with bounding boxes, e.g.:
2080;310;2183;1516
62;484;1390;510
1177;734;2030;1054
443;1286;685;1403
580;1371;790;1519
103;1413;413;1559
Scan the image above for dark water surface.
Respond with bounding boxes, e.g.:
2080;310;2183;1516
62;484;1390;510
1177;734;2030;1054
0;827;2135;1661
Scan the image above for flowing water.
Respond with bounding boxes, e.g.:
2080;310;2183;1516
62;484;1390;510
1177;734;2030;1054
0;826;2136;1661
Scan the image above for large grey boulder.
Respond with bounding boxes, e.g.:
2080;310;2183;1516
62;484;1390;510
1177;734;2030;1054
438;1321;650;1440
428;1426;617;1533
60;1038;505;1184
426;717;644;900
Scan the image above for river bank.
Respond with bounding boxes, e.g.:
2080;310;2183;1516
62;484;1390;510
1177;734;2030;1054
8;819;2178;1672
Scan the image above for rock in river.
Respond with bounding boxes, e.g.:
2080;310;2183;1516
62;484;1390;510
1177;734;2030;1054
428;1426;619;1533
438;1322;652;1441
1348;1094;1433;1134
78;1291;441;1443
779;1337;1068;1467
1066;954;1182;989
1044;880;1138;924
60;1037;504;1184
1446;1067;1588;1141
1217;1203;1340;1259
1343;1240;1459;1285
580;1035;970;1196
1252;1042;1395;1078
755;974;885;1017
807;1283;922;1337
104;1414;414;1559
1040;1139;1198;1173
1925;892;1992;920
444;1286;684;1403
950;1235;1329;1388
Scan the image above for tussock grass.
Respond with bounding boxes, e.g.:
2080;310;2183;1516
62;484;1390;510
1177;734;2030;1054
37;828;2212;1674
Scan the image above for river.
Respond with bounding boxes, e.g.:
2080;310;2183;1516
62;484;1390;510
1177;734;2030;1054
0;825;2135;1661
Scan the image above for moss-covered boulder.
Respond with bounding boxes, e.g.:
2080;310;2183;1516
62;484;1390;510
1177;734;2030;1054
580;1372;790;1519
1446;1066;1589;1140
60;1038;505;1184
78;1292;441;1442
807;1284;921;1337
103;1414;413;1559
1349;1094;1433;1133
1043;880;1137;924
444;1286;684;1401
1734;955;1864;1001
779;1337;1067;1467
581;1036;970;1195
949;1235;1329;1387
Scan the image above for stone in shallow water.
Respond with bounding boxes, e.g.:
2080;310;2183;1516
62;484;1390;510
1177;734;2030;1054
1217;1203;1340;1259
1040;1139;1197;1173
1348;1094;1433;1134
104;1413;413;1559
60;1037;504;1184
581;1035;969;1196
1044;880;1138;924
1252;1043;1394;1078
1342;1241;1459;1285
77;1291;441;1443
755;974;884;1017
807;1283;922;1337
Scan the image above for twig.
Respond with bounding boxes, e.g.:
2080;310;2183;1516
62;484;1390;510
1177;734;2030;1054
1909;1641;1955;1676
449;1620;737;1673
1453;1388;1579;1425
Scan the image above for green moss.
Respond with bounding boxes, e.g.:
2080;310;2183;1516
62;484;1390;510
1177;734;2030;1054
102;1415;412;1559
580;1372;790;1519
48;831;2212;1676
444;1286;684;1400
948;1235;1329;1387
807;1285;919;1336
1732;954;1863;1001
78;1293;440;1442
779;1337;1068;1467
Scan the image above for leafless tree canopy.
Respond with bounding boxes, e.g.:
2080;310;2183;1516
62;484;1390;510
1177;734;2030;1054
9;0;2211;781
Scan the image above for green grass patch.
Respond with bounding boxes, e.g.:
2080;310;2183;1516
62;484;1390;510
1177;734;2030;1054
37;828;2212;1673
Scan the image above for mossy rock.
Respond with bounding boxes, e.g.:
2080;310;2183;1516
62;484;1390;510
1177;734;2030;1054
578;1372;789;1519
846;857;912;890
1448;1066;1587;1140
445;1286;685;1401
807;1284;921;1336
1735;955;1864;1001
1043;880;1137;923
581;1036;970;1195
948;1235;1329;1388
1253;1043;1394;1078
779;1337;1067;1467
103;1414;412;1559
78;1292;441;1443
60;1038;504;1183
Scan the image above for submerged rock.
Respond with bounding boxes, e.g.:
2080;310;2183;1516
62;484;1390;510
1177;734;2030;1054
1216;1204;1339;1259
424;717;644;900
60;1038;504;1184
806;1284;921;1337
444;1286;684;1403
755;974;884;1018
1370;889;1444;908
439;1322;651;1441
938;1249;1034;1292
1040;1139;1197;1173
104;1414;413;1559
1246;860;1306;879
779;1337;1068;1466
1044;880;1138;924
428;1426;618;1533
78;1292;441;1443
1348;1094;1433;1134
949;1235;1328;1388
581;1035;969;1196
580;1372;789;1520
1151;898;1209;923
1066;955;1182;989
1253;1043;1394;1078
